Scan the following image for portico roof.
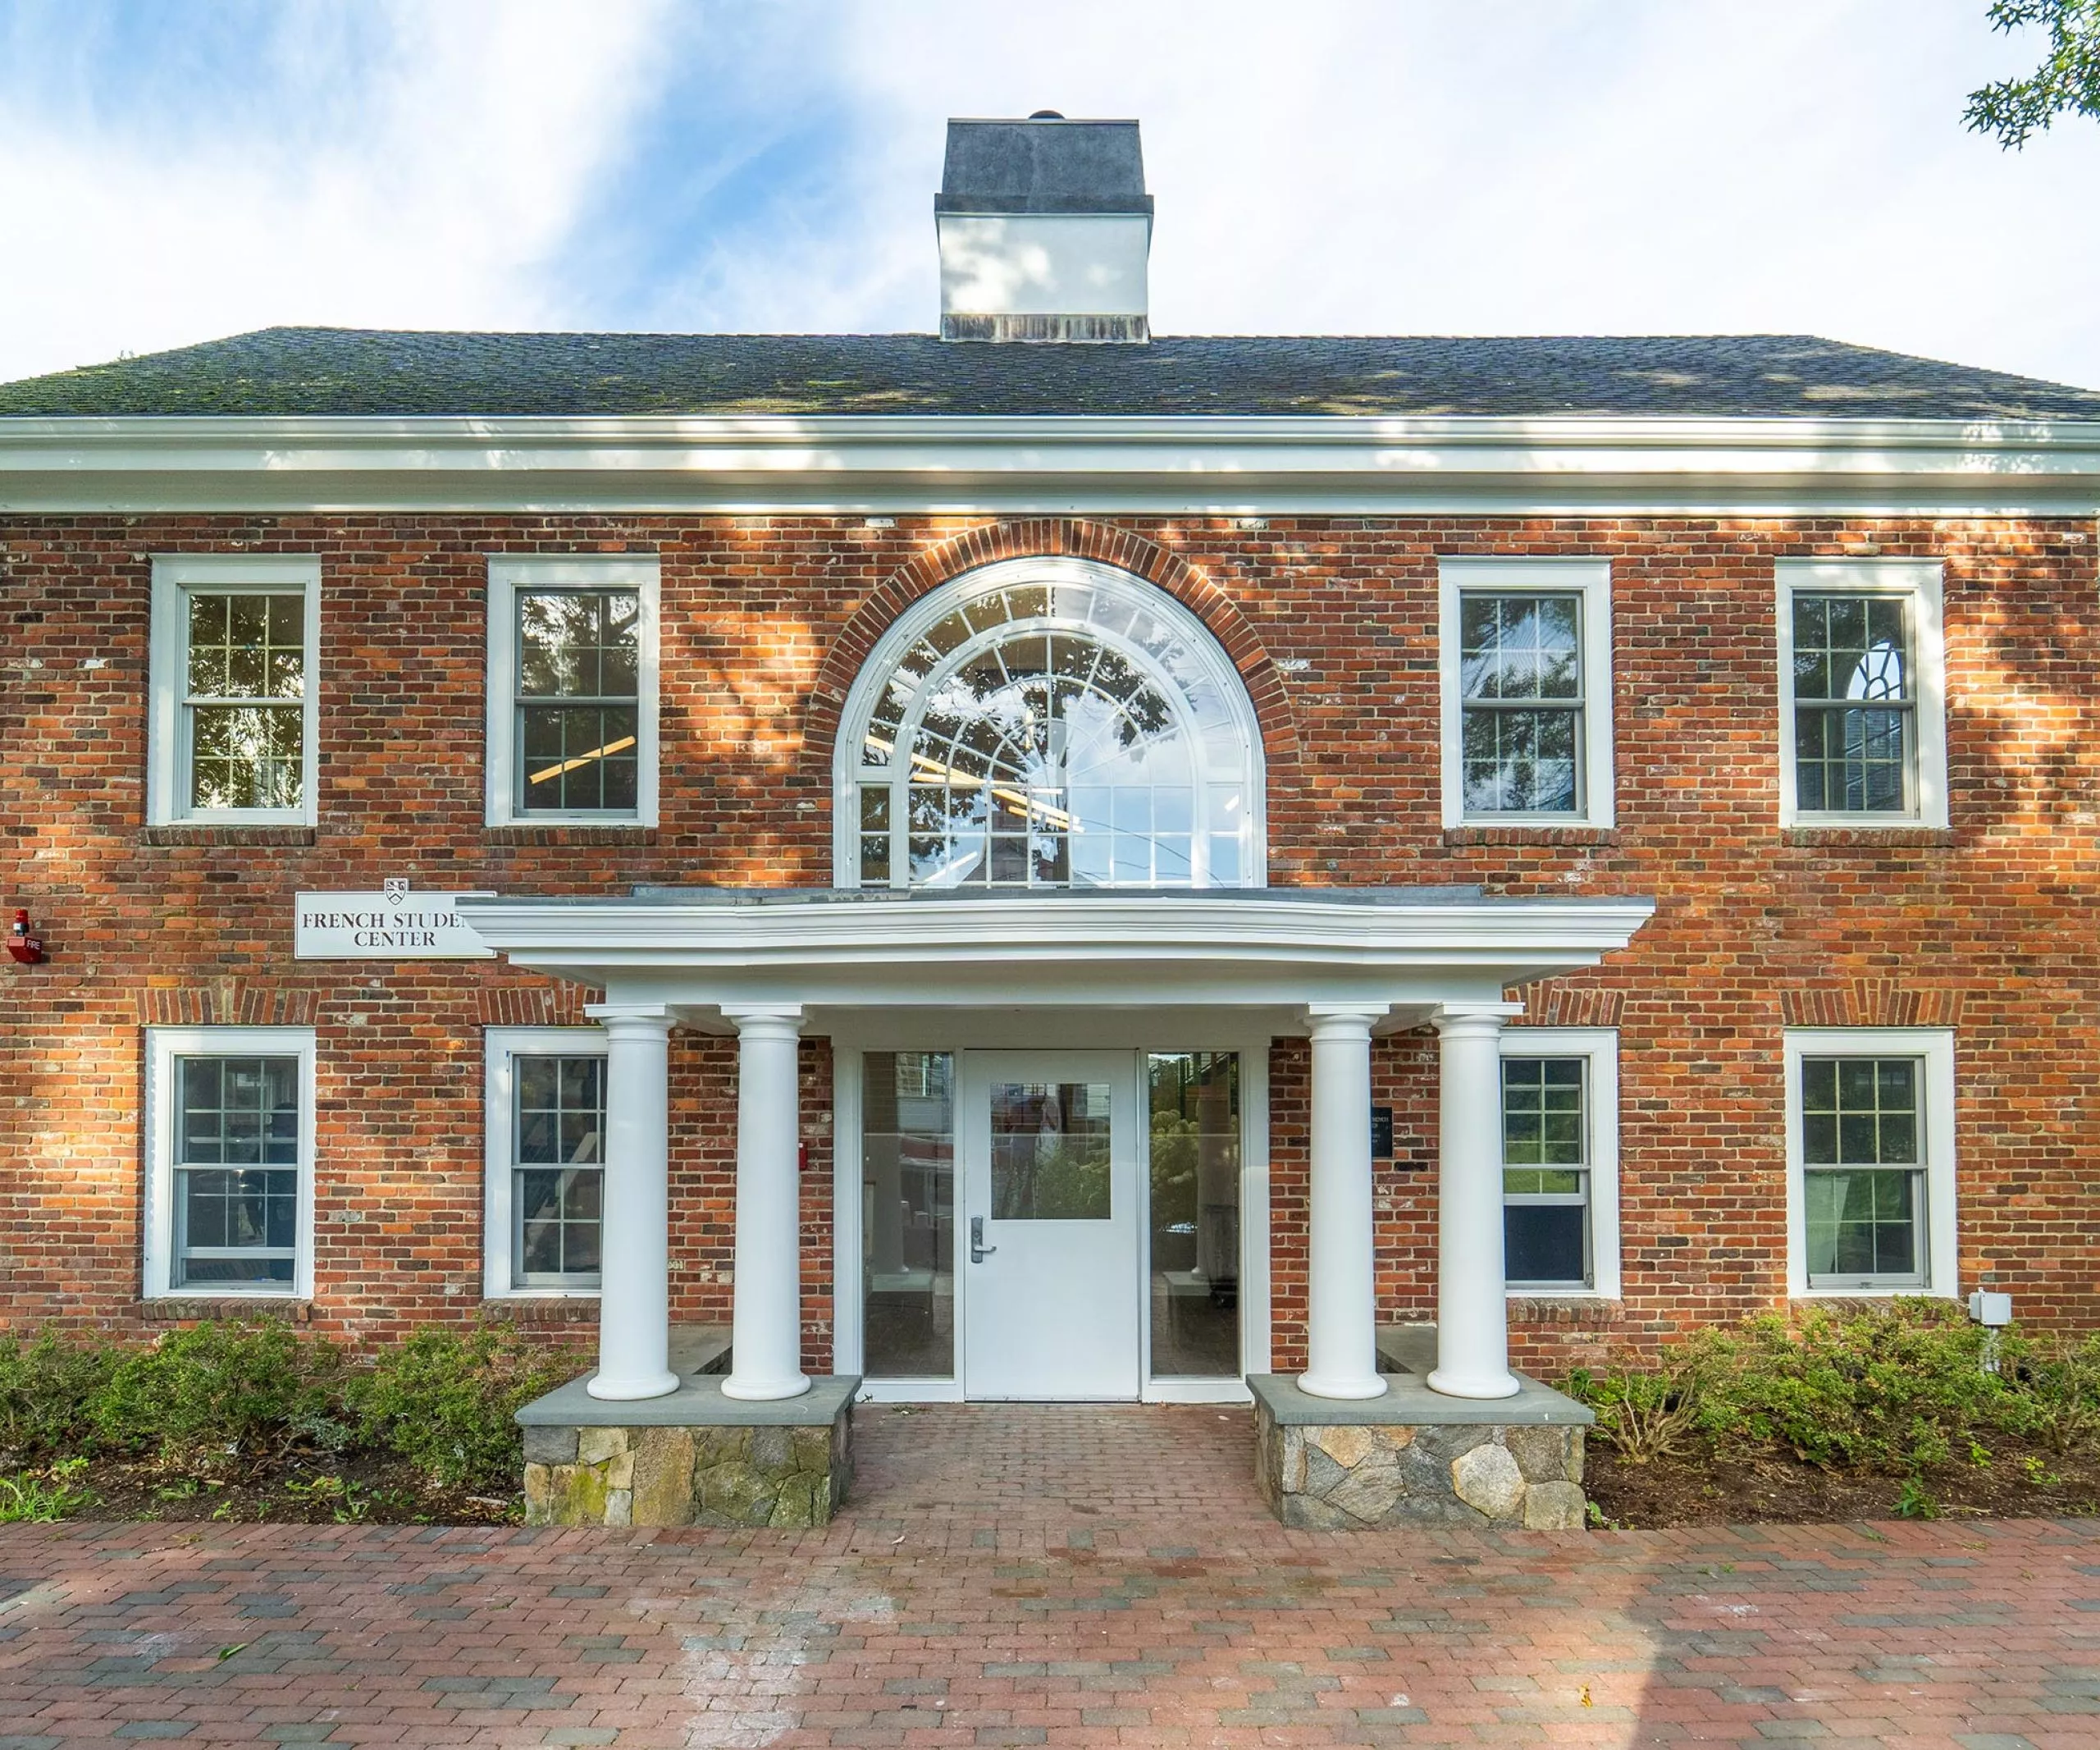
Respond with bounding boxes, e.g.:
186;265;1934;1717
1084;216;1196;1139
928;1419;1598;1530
456;886;1656;1025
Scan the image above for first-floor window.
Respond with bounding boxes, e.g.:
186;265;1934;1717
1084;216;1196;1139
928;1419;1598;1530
145;1027;315;1298
1498;1028;1620;1297
483;1028;607;1296
1786;1028;1956;1296
514;1056;606;1286
1802;1055;1921;1284
1501;1057;1590;1288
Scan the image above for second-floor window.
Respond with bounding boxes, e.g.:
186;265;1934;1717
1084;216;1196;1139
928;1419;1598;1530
486;556;660;826
1439;560;1614;829
148;555;321;826
1777;560;1947;829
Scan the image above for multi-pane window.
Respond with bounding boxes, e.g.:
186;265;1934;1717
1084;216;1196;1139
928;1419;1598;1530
1800;1056;1924;1288
1440;560;1613;829
1501;1058;1590;1289
486;557;658;828
841;563;1263;891
512;1055;605;1287
516;590;641;814
174;1057;299;1287
149;557;320;825
1459;593;1585;816
1777;562;1947;829
185;592;307;810
1791;594;1913;814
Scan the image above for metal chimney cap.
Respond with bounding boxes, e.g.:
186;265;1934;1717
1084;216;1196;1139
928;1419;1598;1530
936;117;1153;217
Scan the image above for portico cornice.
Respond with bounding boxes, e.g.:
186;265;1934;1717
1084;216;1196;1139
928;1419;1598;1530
455;888;1655;1015
3;412;2098;516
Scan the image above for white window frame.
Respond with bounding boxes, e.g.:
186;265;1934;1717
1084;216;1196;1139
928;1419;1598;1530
1776;560;1948;829
1499;1026;1621;1300
485;555;660;828
1439;558;1614;829
829;555;1269;890
1783;1027;1957;1300
148;555;322;826
143;1026;317;1300
482;1026;608;1300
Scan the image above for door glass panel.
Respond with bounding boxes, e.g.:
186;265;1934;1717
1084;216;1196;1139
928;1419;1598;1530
862;1053;955;1378
989;1082;1112;1219
1148;1053;1240;1378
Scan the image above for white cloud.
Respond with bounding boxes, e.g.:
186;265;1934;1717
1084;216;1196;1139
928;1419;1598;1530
802;0;2100;387
2;0;2098;391
0;0;676;382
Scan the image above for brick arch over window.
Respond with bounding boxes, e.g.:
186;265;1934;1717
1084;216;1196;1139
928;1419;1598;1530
804;519;1301;773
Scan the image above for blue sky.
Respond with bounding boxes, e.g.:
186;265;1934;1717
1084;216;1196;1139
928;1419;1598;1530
2;0;2098;391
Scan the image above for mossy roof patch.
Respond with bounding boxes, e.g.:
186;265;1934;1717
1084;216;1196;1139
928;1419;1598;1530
4;327;2097;421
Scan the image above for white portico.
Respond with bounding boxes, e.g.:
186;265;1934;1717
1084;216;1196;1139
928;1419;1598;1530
461;887;1653;1410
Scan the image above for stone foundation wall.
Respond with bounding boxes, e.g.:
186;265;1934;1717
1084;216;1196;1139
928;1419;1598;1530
523;1416;852;1528
1255;1400;1586;1531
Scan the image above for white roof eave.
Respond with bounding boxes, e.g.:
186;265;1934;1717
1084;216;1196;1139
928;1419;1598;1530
2;412;2098;516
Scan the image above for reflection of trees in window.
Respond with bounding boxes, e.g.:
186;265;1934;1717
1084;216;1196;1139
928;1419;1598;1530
990;1083;1112;1220
1792;594;1913;814
854;580;1252;889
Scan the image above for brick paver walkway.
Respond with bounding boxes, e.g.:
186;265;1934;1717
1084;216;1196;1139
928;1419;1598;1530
2;1404;2097;1748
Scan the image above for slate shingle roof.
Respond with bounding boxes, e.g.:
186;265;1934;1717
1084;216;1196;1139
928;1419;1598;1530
2;327;2096;421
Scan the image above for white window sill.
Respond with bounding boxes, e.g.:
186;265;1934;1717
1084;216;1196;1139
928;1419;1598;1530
487;1288;602;1302
1793;1286;1954;1301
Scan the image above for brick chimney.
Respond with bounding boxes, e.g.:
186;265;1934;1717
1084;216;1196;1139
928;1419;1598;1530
935;112;1153;343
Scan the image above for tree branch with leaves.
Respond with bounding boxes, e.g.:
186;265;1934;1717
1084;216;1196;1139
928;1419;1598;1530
1965;0;2100;147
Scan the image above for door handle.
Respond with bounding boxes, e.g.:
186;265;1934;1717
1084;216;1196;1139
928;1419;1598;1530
970;1215;997;1263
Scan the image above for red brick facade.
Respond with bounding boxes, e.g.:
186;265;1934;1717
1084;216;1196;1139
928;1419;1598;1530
6;512;2096;1368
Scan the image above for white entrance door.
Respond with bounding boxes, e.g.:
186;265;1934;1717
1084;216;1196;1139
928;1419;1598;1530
961;1051;1141;1400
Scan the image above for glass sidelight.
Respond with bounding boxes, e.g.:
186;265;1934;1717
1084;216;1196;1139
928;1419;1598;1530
1147;1053;1240;1377
861;1052;956;1378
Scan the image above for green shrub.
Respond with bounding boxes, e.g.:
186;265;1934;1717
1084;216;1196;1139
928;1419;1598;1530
0;1332;114;1458
1571;1301;2100;1477
352;1326;574;1492
1568;1356;1704;1464
90;1322;348;1468
1687;1302;2008;1473
1995;1332;2100;1452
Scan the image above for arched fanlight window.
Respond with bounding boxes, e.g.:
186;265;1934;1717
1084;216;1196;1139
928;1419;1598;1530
834;558;1267;890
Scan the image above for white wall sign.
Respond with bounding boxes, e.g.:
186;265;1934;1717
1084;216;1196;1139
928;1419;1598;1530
294;880;495;960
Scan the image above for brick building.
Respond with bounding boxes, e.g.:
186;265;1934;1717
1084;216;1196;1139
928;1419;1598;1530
5;116;2099;1424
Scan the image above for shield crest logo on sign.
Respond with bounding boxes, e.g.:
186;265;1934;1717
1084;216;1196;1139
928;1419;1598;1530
383;879;409;906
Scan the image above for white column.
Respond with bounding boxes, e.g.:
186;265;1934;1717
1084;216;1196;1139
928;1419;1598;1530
721;1003;810;1401
582;1003;680;1401
1299;1006;1389;1400
1428;1002;1523;1400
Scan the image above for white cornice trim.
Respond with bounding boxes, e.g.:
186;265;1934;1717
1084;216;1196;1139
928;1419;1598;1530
452;889;1656;1011
2;413;2098;516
